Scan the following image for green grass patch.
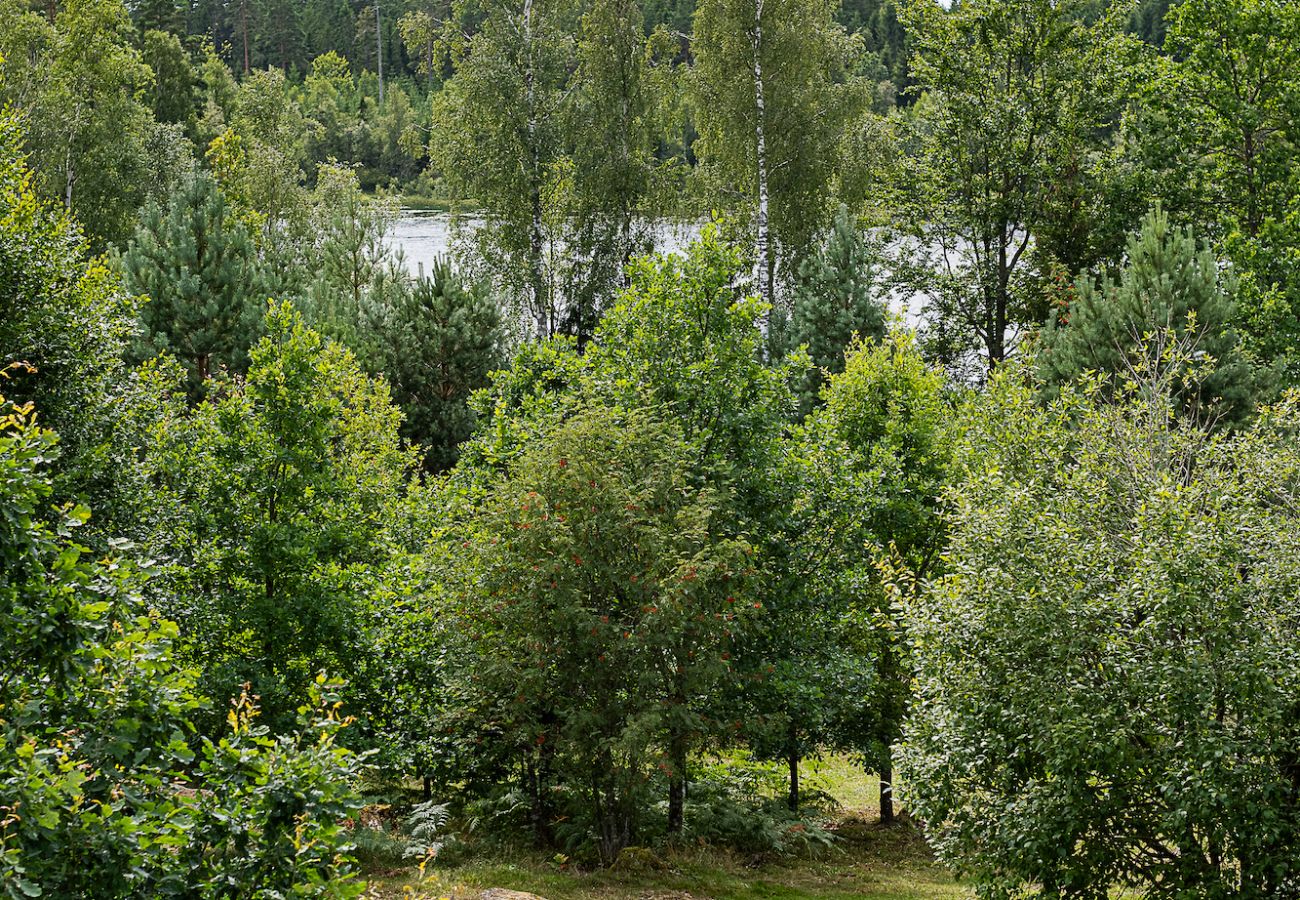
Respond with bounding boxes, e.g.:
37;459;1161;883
360;754;964;899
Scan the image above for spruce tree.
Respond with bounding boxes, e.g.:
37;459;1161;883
789;205;888;416
377;258;504;471
122;171;268;395
1039;206;1256;424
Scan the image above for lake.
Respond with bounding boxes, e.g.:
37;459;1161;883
386;211;703;277
386;210;925;328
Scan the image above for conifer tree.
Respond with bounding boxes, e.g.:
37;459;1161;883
789;205;888;416
1039;207;1256;425
377;258;504;471
122;171;269;395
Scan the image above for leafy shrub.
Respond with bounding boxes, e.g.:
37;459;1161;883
0;395;367;899
633;752;841;858
901;361;1300;898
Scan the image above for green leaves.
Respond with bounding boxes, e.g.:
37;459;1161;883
143;301;417;734
899;366;1300;897
0;394;366;899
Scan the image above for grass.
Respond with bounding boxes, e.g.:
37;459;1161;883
360;755;966;900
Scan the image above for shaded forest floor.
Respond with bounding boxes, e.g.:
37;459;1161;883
361;757;966;899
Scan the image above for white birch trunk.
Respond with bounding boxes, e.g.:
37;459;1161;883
376;0;385;104
751;0;773;319
524;0;548;338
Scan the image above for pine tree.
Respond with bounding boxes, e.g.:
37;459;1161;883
1038;206;1257;424
123;171;268;395
377;257;504;471
789;205;887;416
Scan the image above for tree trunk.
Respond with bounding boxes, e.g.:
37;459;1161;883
523;0;548;338
879;755;894;825
422;774;432;802
786;728;800;811
667;730;686;835
750;0;773;318
375;0;385;105
523;752;546;846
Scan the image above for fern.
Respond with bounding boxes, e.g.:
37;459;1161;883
402;800;451;860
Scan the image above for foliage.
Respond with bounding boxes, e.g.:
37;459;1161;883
143;301;416;733
453;403;756;864
1156;0;1300;239
403;801;452;860
789;330;950;817
0;0;155;246
122;171;270;395
0;102;156;525
429;0;577;338
691;0;865;307
1038;206;1256;426
787;204;888;415
0;396;367;899
376;257;505;472
901;362;1300;898
895;0;1139;371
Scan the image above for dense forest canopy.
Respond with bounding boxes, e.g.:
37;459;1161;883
3;0;1300;896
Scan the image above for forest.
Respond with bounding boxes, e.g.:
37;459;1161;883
2;0;1300;896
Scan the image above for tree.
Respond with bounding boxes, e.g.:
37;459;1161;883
559;0;663;345
586;230;798;831
456;404;756;864
691;0;863;314
122;172;269;394
429;0;575;338
1157;0;1300;240
0;394;368;899
900;363;1300;897
141;28;196;129
896;0;1136;371
376;258;504;472
1142;0;1300;391
794;330;949;823
1038;206;1256;426
144;302;416;733
0;0;156;246
449;229;798;838
0;99;155;524
787;204;888;416
303;161;405;353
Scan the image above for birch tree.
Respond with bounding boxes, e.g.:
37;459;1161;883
429;0;575;339
0;0;154;246
691;0;862;317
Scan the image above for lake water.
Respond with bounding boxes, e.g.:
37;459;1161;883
386;211;703;277
386;211;925;328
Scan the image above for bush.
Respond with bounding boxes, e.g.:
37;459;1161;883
900;360;1300;898
0;394;367;899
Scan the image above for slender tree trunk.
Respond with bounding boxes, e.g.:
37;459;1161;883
751;0;773;318
523;752;546;846
63;146;74;211
375;0;385;105
523;0;548;338
667;728;687;835
786;725;800;811
879;754;894;825
422;774;433;802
